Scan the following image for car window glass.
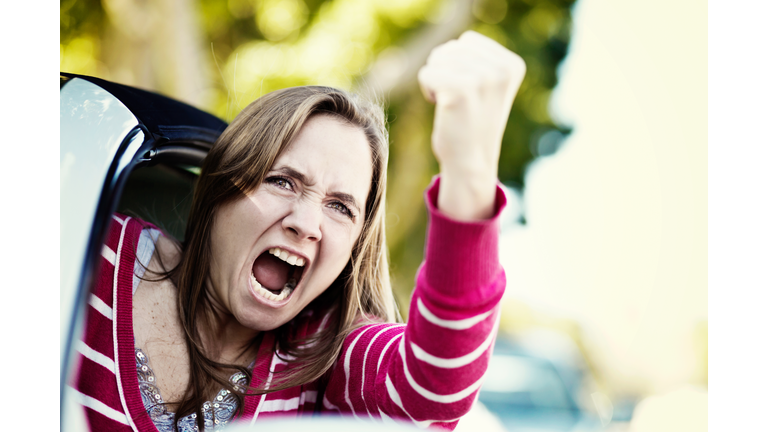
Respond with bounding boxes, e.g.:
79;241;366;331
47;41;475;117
117;163;198;241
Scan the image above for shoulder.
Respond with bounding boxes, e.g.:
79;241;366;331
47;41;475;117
104;214;159;253
93;214;146;300
106;214;181;270
151;235;181;273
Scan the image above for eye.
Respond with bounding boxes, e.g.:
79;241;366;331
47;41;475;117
328;201;355;219
266;176;293;191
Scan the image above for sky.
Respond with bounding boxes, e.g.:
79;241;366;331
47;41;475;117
498;0;707;396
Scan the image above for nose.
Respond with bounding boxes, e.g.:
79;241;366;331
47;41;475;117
282;199;322;242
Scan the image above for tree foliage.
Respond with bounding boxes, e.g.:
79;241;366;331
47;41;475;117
61;0;576;313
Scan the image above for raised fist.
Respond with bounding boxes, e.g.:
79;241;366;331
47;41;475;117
418;31;526;220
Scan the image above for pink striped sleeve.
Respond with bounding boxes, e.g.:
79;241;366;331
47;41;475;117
324;177;507;429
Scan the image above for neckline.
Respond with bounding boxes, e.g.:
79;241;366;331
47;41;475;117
135;348;248;431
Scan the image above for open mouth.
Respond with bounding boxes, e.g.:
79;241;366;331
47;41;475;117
250;247;306;302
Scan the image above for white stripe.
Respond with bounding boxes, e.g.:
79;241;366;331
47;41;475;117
361;325;401;418
299;390;318;405
417;298;493;330
250;351;279;424
384;375;463;428
76;340;115;373
383;375;434;429
379;409;397;425
70;386;129;425
323;394;341;412
111;216;138;432
377;333;404;373
398;339;483;404
272;354;290;366
101;245;116;266
260;397;299;412
112;214;125;225
343;325;381;418
260;391;318;413
89;294;113;320
410;326;495;368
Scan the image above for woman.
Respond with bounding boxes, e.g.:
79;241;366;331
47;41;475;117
74;31;525;431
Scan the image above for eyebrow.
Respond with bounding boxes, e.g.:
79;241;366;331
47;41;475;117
272;166;362;215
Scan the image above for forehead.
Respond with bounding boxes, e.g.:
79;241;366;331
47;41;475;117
273;115;373;203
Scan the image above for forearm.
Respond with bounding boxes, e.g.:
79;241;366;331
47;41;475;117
379;178;507;424
324;179;507;427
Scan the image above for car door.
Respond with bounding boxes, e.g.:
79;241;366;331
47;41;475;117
60;73;226;429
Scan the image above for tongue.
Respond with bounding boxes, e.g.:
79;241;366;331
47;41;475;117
252;253;290;292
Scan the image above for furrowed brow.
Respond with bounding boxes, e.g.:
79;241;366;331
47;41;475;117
273;166;315;186
328;192;361;215
272;166;362;214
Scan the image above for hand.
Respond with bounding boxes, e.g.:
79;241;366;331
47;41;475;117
418;31;526;220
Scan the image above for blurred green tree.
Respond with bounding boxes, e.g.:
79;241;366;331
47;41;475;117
61;0;576;314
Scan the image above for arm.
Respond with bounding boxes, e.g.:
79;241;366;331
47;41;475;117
420;31;525;221
322;180;506;428
324;31;524;428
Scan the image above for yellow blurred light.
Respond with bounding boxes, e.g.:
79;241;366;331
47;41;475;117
299;28;344;74
472;0;508;25
60;36;98;75
373;0;437;27
257;0;309;41
323;0;379;44
526;5;563;39
344;43;374;73
226;41;290;95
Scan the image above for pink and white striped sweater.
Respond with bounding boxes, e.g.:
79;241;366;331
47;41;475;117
71;179;507;431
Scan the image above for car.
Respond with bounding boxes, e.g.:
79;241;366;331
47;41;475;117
477;329;627;432
60;72;227;429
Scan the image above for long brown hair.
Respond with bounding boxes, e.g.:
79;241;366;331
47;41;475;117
170;86;396;428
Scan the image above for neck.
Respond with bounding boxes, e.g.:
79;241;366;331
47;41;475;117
197;297;262;366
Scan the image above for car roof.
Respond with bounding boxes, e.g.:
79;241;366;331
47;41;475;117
61;72;227;146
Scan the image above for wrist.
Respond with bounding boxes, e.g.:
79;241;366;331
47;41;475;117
437;171;498;221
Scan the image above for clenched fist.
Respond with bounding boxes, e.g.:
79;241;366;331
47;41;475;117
418;31;526;220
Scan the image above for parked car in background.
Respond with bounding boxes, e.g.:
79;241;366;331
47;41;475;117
478;329;632;432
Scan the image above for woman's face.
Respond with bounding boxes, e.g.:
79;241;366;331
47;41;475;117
208;114;373;331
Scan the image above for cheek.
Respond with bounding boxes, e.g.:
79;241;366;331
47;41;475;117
317;230;358;280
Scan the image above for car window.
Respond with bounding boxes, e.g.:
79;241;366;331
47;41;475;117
117;162;199;242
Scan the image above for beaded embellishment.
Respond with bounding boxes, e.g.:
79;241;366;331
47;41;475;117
135;348;247;431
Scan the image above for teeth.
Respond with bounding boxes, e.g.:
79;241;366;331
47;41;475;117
269;247;305;267
254;247;303;302
251;272;294;301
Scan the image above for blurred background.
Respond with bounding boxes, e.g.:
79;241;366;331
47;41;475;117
60;0;707;430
